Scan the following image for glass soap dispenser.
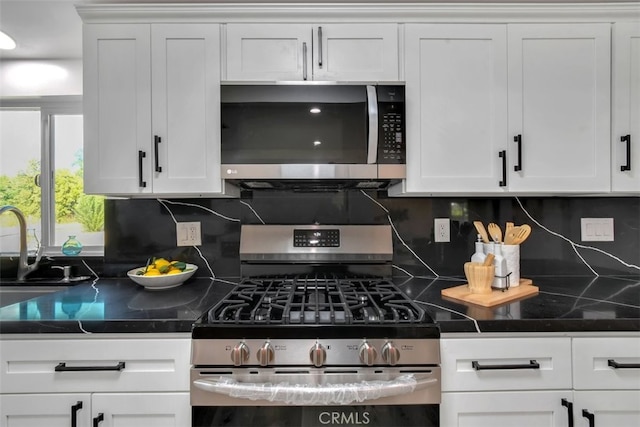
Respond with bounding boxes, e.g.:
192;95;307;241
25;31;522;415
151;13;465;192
471;234;486;263
62;235;83;256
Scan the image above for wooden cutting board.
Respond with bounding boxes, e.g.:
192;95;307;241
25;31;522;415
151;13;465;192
441;278;538;307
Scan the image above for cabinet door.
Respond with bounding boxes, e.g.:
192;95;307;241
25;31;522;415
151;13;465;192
91;393;190;427
572;337;640;391
225;24;310;81
507;24;611;192
441;391;573;427
574;391;640;427
0;338;191;393
441;337;572;392
404;24;508;193
151;24;222;195
612;22;640;192
0;394;90;427
313;24;398;81
83;24;152;195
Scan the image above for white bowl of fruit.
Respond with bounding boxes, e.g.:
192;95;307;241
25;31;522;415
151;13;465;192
127;258;198;290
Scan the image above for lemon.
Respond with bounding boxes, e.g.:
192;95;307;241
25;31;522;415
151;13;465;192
166;269;181;275
144;269;161;276
154;258;170;269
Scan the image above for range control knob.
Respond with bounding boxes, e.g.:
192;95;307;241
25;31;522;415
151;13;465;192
230;342;249;366
256;341;275;367
359;340;378;366
309;342;326;367
381;341;400;366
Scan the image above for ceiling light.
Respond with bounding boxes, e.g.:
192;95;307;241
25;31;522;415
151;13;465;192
6;63;68;89
313;140;322;146
309;107;321;114
0;30;16;50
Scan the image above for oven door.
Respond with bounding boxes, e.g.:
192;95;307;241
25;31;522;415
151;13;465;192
191;367;440;427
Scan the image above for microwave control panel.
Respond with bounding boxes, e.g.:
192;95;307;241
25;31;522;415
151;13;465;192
377;86;406;164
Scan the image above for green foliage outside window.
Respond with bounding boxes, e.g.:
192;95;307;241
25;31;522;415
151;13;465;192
0;160;104;232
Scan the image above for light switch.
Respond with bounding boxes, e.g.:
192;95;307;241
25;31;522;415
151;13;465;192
580;218;614;242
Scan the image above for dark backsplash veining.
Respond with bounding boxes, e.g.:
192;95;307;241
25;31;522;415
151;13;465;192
103;193;640;278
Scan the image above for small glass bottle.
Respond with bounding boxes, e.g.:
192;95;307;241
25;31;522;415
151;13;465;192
492;244;508;289
62;235;83;256
471;234;486;263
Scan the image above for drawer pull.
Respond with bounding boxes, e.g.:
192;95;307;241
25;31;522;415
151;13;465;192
55;361;126;372
608;359;640;369
472;359;540;370
582;409;595;427
561;398;574;427
71;401;83;427
93;413;104;427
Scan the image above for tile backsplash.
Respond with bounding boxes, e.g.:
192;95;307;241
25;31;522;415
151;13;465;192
104;192;640;278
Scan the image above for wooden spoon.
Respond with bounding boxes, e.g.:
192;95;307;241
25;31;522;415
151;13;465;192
505;224;531;244
487;223;502;243
473;221;490;244
506;221;514;235
504;226;520;245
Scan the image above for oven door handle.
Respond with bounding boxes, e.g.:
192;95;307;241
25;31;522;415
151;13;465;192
193;374;437;405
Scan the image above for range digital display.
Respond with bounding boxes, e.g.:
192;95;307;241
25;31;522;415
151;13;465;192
293;229;340;247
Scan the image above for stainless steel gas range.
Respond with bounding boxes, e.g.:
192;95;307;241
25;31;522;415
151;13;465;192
191;225;440;427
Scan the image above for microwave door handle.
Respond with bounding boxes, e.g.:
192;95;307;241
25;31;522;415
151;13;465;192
366;85;378;164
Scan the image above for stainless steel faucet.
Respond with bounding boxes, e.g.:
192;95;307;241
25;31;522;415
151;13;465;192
0;205;43;281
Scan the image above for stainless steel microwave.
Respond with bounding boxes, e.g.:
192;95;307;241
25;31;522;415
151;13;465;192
220;83;406;190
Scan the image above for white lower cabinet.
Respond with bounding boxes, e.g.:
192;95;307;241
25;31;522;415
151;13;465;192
0;335;191;427
0;394;90;427
441;390;572;427
92;392;190;427
0;393;190;427
573;391;640;427
440;334;640;427
572;337;640;427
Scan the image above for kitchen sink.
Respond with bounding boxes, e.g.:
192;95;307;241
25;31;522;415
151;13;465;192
0;285;69;308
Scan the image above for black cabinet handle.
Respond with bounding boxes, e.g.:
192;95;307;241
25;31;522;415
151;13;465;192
472;359;540;370
154;135;162;172
499;150;507;187
582;409;595;427
608;359;640;369
318;26;323;68
71;401;83;427
561;398;574;427
621;134;631;171
138;150;147;188
302;42;308;81
55;361;125;372
514;134;522;172
93;413;104;427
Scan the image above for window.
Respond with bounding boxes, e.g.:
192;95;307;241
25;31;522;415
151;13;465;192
0;96;104;256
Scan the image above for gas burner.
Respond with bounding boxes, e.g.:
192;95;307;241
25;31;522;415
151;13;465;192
206;275;426;326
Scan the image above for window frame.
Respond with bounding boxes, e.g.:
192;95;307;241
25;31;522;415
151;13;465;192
1;95;104;257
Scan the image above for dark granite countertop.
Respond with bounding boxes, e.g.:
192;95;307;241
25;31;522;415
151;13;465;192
0;275;638;335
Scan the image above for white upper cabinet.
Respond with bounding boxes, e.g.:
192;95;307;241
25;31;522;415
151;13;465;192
224;23;399;81
403;24;508;193
84;23;225;197
151;24;222;195
507;23;612;193
612;22;640;193
400;22;613;195
84;24;152;195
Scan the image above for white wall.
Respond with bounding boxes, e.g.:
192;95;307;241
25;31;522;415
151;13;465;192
0;59;82;97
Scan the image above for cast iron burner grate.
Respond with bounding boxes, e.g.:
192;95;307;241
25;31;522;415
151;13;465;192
207;274;425;325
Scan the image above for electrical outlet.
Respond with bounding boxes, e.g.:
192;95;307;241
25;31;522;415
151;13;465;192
434;218;450;242
176;221;202;246
580;218;614;242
